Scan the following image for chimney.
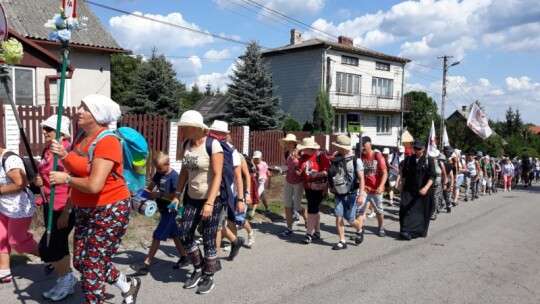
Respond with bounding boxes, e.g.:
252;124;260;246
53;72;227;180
462;105;467;111
338;36;353;46
290;29;302;45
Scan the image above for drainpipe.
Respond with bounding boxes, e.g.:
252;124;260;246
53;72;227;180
399;62;406;145
322;46;331;92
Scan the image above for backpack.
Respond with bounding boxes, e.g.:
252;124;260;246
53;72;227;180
328;155;359;195
183;136;235;210
2;151;41;194
243;153;258;177
73;127;149;195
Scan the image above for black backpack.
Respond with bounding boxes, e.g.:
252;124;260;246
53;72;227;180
2;151;40;194
328;155;359;195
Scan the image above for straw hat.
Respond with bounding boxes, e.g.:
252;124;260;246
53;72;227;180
178;110;208;129
331;134;352;150
297;137;320;150
209;120;230;134
41;115;71;138
279;133;299;145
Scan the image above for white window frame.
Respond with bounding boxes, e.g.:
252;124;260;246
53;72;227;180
375;61;390;71
376;115;391;134
334;113;347;134
0;67;36;105
372;77;393;97
336;72;361;95
341;55;359;66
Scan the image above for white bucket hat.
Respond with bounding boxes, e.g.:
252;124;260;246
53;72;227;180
253;151;262;159
81;94;121;125
41;115;71;138
331;134;352;150
297;137;320;150
178;110;208;129
209;120;230;134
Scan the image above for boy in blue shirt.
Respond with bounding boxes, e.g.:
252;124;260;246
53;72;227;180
130;152;188;275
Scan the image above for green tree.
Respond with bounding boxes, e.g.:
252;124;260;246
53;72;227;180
226;41;286;130
403;91;439;141
282;117;301;132
302;121;314;132
180;84;203;111
111;52;143;106
204;83;214;96
130;48;182;118
312;89;334;135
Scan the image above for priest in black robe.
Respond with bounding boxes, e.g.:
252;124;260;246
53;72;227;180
399;140;436;240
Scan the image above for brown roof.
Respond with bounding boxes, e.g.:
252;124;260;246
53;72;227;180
528;126;540;134
1;0;123;50
193;95;232;122
262;38;410;63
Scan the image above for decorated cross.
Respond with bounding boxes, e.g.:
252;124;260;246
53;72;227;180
62;0;78;18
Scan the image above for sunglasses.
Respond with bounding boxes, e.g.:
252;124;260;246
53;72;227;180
42;126;55;133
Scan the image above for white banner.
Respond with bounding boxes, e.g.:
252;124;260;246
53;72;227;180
442;125;450;147
467;104;493;140
427;120;439;157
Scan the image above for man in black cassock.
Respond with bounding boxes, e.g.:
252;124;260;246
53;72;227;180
399;140;436;240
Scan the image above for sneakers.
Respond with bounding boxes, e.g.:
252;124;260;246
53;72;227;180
184;269;203;289
0;273;12;284
247;231;255;248
228;237;245;261
293;211;300;221
302;234;313;244
280;228;293;237
44;273;76;301
130;263;149;276
378;227;386;237
121;277;141;304
264;209;271;217
312;231;321;240
250;209;256;217
367;212;376;219
446;207;451;213
196;274;214;294
355;229;364;245
332;241;347;250
430;214;437;220
173;256;190;269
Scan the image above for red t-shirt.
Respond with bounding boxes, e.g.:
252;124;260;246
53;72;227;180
298;151;330;189
362;150;387;194
64;129;130;207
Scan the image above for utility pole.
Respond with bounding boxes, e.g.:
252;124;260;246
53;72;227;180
438;55;459;150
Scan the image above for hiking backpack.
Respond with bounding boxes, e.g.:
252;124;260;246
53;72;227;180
183;136;236;210
328;155;359;195
1;151;41;194
74;127;149;195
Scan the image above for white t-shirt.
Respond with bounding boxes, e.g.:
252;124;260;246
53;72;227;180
230;144;241;197
0;153;36;218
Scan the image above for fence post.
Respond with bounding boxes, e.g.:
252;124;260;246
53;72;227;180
4;105;20;153
325;135;330;151
242;125;250;155
168;118;182;173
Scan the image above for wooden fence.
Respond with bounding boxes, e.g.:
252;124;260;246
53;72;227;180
0;102;4;147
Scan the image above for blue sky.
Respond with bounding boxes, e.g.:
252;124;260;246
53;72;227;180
91;0;540;125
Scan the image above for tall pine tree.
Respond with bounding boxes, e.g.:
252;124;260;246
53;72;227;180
227;41;285;130
131;48;182;118
312;89;334;134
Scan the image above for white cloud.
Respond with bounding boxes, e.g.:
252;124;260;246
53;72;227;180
109;12;214;53
171;56;203;79
505;76;540;91
192;63;236;92
478;78;490;87
204;49;231;62
483;23;540;52
263;0;325;17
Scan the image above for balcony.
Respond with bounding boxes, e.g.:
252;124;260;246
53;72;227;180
330;93;412;112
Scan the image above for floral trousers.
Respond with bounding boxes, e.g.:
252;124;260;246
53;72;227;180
73;199;131;304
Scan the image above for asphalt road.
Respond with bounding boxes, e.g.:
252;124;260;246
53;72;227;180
2;185;539;304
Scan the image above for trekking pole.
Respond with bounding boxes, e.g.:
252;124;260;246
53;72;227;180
46;43;69;247
0;66;47;202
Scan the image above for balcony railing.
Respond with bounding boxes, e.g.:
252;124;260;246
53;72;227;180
330;93;412;112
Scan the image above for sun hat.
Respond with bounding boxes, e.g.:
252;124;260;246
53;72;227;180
382;147;390;154
331;134;352;150
279;133;299;145
398;145;405;153
253;151;262;159
209;120;230;134
41;115;71;138
81;94;121;125
476;151;483;157
178;110;208;129
297;137;320;150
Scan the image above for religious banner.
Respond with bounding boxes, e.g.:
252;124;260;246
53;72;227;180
467;103;493;140
427;120;439;157
442;125;450;147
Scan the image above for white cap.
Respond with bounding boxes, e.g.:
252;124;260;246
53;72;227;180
253;151;262;158
382;147;390;154
41;115;71;138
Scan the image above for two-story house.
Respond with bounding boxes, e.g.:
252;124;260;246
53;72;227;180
262;29;411;147
0;0;124;107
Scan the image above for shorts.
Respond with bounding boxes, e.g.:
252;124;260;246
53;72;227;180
334;193;358;222
455;174;464;188
152;210;180;241
357;193;384;215
217;205;235;230
284;181;304;210
387;174;397;187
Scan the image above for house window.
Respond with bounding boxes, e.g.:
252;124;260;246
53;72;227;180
372;77;393;97
341;55;358;66
334;113;347;133
375;62;390;71
336;72;360;95
377;115;391;134
0;67;36;105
